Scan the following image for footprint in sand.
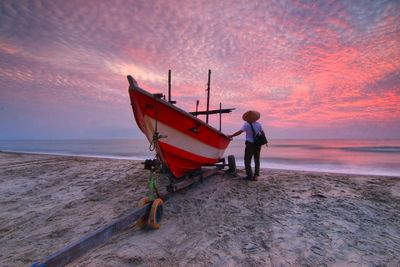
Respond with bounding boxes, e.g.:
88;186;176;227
243;243;258;254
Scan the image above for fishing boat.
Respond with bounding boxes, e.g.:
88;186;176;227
127;70;234;178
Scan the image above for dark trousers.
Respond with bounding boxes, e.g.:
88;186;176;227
244;141;261;178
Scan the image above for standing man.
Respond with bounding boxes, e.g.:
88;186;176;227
228;110;266;181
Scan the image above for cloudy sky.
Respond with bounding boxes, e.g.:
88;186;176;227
1;0;399;139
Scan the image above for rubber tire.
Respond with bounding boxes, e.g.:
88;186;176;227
136;197;149;229
227;155;236;173
148;198;164;230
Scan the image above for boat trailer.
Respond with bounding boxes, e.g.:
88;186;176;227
32;156;236;267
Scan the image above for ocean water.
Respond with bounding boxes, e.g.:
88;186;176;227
227;139;400;177
0;139;399;177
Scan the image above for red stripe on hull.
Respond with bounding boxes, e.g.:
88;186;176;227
158;142;218;178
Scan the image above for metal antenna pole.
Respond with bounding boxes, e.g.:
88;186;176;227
167;70;176;104
168;69;171;103
219;102;222;131
206;69;211;124
195;100;199;117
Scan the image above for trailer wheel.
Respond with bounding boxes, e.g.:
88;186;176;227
227;155;236;173
136;197;149;229
148;198;164;229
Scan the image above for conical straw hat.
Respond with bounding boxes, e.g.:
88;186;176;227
242;110;260;122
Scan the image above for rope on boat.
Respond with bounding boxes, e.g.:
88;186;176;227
149;135;156;151
149;93;159;151
148;93;167;151
149;133;158;151
149;132;168;151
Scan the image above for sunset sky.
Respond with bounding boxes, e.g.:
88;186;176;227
1;0;399;140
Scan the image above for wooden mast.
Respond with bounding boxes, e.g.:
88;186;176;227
168;70;176;104
189;70;235;126
206;69;211;123
219;102;222;131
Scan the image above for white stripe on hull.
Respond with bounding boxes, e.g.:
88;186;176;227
144;116;225;159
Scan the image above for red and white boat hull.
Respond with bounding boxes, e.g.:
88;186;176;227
128;78;230;178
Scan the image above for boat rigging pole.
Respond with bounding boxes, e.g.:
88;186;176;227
219;102;222;131
168;69;176;104
206;69;211;123
195;100;199;117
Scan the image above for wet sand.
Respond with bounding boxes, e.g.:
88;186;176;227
1;152;399;266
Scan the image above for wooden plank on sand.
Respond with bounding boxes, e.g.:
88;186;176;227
38;203;151;267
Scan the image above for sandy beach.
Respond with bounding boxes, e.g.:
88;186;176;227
1;152;399;266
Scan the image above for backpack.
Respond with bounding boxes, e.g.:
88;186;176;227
249;123;268;146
